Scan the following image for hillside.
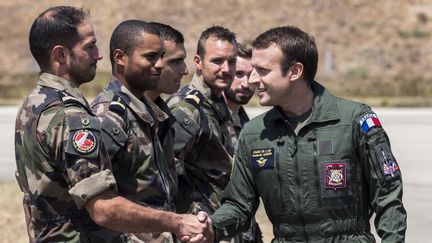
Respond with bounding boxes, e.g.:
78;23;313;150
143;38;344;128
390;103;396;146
1;0;432;105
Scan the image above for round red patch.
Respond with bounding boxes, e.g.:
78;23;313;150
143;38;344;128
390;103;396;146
72;129;96;154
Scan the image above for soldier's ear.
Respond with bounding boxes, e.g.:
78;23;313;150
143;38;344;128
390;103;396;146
194;54;202;71
113;49;127;67
52;45;68;64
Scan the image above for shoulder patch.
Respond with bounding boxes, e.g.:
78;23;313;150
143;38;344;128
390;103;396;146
72;129;97;154
379;146;400;178
358;112;381;134
250;148;274;169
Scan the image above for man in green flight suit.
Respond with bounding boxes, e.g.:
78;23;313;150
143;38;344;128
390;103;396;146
211;26;407;242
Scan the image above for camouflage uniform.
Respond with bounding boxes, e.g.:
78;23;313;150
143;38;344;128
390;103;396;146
15;72;121;242
167;74;234;215
227;106;249;149
91;77;177;242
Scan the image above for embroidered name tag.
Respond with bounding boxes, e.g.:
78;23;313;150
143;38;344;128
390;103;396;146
251;148;274;169
324;163;346;189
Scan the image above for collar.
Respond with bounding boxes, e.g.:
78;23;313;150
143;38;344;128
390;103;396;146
38;72;88;106
269;81;340;125
106;76;154;125
147;96;170;123
189;73;231;123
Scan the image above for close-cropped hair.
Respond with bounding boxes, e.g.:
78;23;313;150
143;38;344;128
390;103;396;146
150;22;184;44
29;6;88;71
196;26;237;58
109;20;160;69
237;42;252;59
253;26;318;83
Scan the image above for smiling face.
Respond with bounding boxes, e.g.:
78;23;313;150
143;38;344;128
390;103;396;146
67;20;102;84
120;32;164;95
194;36;237;96
249;44;293;107
224;56;255;105
156;40;188;94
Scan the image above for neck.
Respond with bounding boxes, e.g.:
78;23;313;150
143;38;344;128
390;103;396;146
224;95;241;112
48;66;81;87
280;82;314;117
116;75;144;100
144;90;161;101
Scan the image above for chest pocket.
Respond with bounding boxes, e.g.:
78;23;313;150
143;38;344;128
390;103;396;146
314;128;358;208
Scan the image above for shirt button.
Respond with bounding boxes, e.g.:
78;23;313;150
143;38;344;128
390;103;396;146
184;118;191;125
112;125;120;135
81;117;89;126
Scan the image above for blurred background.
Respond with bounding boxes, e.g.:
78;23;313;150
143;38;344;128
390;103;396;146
1;0;432;242
1;0;432;105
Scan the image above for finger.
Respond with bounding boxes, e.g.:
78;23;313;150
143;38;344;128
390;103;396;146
197;211;208;222
188;233;204;243
180;235;190;242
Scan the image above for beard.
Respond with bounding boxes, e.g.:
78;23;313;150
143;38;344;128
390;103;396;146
69;53;97;85
224;87;254;105
124;71;158;93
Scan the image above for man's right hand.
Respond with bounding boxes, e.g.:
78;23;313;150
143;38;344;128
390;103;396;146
178;211;214;243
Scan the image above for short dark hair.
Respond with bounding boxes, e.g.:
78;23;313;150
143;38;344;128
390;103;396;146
29;6;88;71
109;20;160;70
150;22;184;44
196;26;237;58
253;26;318;83
237;42;252;59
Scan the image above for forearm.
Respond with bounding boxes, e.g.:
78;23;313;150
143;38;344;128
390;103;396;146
374;180;407;242
87;191;180;233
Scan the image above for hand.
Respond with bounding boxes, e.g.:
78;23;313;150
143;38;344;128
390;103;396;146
178;211;214;243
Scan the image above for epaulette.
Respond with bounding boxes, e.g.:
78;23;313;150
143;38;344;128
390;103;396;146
58;90;92;114
109;95;127;119
184;90;205;108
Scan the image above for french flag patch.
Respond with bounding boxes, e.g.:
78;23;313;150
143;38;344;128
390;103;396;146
359;113;381;133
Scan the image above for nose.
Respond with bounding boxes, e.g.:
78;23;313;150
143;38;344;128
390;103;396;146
248;68;260;85
94;45;103;60
154;56;164;70
221;60;230;73
181;61;189;75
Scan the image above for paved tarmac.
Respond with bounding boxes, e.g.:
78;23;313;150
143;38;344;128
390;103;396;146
1;106;431;242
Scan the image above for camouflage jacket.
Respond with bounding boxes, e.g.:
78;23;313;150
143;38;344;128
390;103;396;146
91;77;177;211
14;73;120;242
167;74;234;214
227;106;250;149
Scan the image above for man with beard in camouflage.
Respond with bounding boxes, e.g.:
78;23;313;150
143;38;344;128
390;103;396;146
167;26;237;217
15;6;211;242
91;20;212;243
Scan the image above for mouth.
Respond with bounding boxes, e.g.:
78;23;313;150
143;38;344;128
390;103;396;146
217;75;232;82
150;73;161;78
257;87;266;97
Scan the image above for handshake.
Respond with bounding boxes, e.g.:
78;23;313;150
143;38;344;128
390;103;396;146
176;211;214;243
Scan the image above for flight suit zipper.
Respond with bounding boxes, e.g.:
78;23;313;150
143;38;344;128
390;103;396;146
293;136;308;241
